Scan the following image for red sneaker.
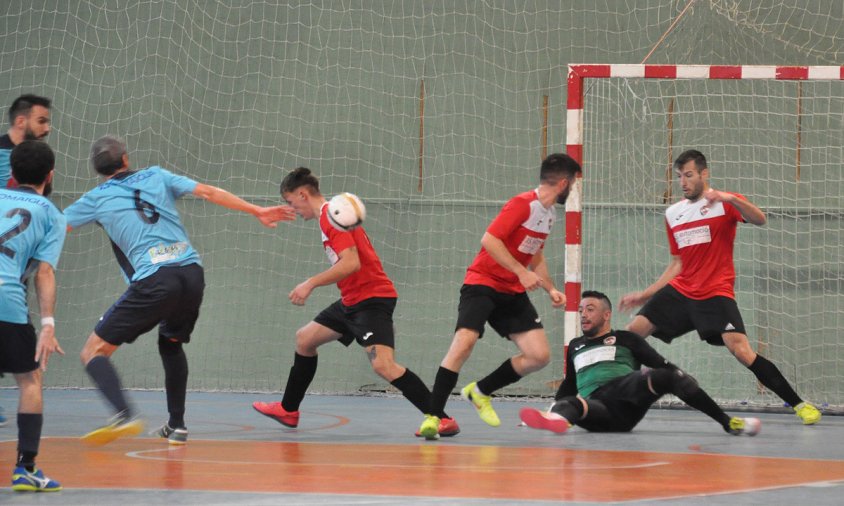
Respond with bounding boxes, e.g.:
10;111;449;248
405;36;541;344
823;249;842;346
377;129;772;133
252;401;300;428
519;407;570;434
414;416;460;438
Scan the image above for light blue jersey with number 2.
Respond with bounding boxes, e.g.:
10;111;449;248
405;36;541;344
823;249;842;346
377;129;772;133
0;188;67;324
64;166;201;283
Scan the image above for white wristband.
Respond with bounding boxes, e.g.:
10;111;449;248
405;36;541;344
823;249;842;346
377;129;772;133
40;316;55;327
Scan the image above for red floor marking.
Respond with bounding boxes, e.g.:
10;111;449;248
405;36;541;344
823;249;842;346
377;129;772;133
3;438;844;502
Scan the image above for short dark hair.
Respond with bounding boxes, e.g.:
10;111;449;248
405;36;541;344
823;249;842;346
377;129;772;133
674;149;707;172
9;94;51;124
90;135;128;176
10;140;54;185
540;152;582;184
581;290;612;311
280;167;320;195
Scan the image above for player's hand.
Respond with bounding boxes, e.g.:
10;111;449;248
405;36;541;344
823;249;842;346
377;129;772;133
518;271;543;291
702;188;732;205
256;205;297;228
34;325;64;372
548;288;566;308
289;280;315;306
618;291;648;312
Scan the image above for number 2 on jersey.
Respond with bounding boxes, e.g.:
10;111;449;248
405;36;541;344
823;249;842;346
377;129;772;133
0;208;32;259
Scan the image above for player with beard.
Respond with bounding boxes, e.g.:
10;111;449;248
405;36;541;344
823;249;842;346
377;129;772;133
418;153;581;439
1;141;66;491
0;95;52;429
0;95;52;189
519;291;761;436
619;149;820;425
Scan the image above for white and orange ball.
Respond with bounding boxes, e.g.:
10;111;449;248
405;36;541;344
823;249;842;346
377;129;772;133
327;192;366;231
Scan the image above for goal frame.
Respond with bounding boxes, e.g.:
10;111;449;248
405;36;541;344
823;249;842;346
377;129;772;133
563;63;844;351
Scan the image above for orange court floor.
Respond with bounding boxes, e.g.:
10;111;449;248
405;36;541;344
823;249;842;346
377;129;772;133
1;390;842;505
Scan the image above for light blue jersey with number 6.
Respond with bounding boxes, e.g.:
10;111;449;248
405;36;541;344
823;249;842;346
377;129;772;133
0;188;66;324
64;166;201;283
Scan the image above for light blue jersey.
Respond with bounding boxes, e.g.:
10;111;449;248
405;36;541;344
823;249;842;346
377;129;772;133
64;166;201;283
0;134;14;187
0;187;67;324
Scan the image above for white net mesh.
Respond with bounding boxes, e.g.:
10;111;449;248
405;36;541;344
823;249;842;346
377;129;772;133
0;1;841;405
580;75;844;411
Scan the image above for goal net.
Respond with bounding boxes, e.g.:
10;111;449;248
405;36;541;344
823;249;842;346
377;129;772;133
568;64;844;412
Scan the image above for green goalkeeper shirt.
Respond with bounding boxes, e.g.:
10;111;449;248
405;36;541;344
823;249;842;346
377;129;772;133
558;330;674;399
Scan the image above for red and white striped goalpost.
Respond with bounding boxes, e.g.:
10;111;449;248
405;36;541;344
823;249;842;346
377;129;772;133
563;64;844;362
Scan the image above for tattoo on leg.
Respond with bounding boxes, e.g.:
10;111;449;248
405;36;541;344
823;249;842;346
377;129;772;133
367;347;377;362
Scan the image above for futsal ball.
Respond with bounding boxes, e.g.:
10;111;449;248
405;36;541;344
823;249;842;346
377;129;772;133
327;192;366;231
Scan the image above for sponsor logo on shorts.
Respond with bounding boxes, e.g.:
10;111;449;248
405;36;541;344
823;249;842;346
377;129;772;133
362;332;373;341
725;323;735;331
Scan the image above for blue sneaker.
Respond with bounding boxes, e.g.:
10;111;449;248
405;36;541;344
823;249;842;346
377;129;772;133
11;466;62;492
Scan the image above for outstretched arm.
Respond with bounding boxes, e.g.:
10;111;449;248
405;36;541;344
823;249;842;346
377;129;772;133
619;254;682;312
34;262;63;371
703;189;766;226
192;183;295;227
289;246;361;305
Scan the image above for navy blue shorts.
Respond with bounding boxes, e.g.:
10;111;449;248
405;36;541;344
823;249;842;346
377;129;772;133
455;284;543;339
0;321;38;374
314;297;397;348
95;263;205;345
639;284;746;345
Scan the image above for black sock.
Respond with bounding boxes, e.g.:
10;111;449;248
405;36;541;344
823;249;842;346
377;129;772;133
85;355;131;417
390;369;432;415
281;353;318;412
748;355;802;407
678;389;732;428
552;398;585;422
17;413;42;471
477;359;522;395
159;339;188;428
430;367;458;418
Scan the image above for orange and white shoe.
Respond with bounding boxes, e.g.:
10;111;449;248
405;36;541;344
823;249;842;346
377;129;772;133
252;401;300;428
519;407;571;434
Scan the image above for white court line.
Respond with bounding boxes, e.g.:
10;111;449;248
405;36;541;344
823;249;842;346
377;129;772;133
125;447;670;471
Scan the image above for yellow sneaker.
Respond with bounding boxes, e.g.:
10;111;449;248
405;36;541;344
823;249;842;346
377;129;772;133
794;402;821;425
82;416;145;446
728;417;761;436
461;382;500;427
418;414;441;440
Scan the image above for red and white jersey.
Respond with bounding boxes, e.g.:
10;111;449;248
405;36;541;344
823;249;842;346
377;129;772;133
464;189;555;294
664;192;747;300
319;203;397;306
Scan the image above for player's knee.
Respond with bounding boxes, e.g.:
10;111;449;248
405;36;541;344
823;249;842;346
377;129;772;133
158;337;184;357
650;367;698;397
533;348;551;369
368;355;398;380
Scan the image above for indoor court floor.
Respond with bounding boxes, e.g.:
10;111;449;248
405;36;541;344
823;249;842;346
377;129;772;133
1;389;842;505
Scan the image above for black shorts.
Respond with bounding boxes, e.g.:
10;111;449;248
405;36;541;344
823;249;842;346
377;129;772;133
95;263;205;345
455;284;543;339
314;297;397;348
639;284;746;346
0;321;38;374
577;371;657;432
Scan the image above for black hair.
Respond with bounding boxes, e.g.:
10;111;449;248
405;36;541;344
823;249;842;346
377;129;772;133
673;149;707;173
540;152;582;184
10;140;54;185
280;167;320;195
581;290;612;311
9;94;51;123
